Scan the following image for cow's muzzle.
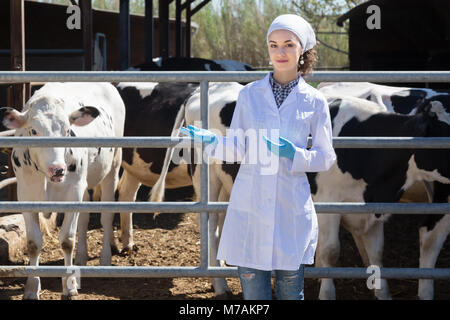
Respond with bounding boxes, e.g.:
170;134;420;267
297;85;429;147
48;165;66;183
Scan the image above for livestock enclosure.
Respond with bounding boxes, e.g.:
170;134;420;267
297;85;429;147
0;70;450;300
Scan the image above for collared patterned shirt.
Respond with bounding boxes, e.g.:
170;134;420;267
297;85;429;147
269;72;299;108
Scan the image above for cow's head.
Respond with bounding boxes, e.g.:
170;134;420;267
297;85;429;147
0;98;100;183
413;97;450;181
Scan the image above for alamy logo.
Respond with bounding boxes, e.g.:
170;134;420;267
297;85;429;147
366;265;381;290
171;122;282;175
366;5;381;30
66;5;81;30
66;266;81;291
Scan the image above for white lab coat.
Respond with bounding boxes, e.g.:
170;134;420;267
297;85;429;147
207;73;336;271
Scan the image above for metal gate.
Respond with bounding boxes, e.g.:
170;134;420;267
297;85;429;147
0;71;450;282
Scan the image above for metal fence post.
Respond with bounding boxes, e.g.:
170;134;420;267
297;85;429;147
199;80;209;270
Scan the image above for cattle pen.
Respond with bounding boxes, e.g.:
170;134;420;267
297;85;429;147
0;70;450;296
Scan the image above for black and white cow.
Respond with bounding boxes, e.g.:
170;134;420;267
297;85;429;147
114;81;243;298
312;93;450;300
114;82;199;254
0;82;125;299
150;82;243;298
318;83;450;300
114;59;250;296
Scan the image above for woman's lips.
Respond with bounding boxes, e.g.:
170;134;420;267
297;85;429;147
276;60;288;63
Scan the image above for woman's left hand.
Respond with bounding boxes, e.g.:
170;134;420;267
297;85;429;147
263;135;296;160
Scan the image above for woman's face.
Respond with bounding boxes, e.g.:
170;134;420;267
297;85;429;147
267;29;303;74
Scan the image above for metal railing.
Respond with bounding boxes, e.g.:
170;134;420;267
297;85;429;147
0;71;450;284
0;70;450;83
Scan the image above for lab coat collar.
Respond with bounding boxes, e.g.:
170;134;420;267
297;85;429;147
257;72;309;112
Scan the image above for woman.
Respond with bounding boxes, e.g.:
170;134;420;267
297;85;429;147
181;14;336;300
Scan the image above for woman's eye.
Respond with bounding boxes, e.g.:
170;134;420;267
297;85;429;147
31;129;37;135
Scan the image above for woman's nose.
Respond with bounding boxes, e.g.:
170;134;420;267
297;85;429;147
277;48;286;56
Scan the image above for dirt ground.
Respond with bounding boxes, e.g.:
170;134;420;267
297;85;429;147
1;184;450;300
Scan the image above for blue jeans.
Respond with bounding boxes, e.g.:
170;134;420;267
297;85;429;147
238;265;305;300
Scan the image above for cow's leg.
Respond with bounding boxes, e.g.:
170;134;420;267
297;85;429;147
16;170;45;300
210;185;231;298
351;233;370;267
117;170;141;254
59;211;80;299
358;219;392;300
418;215;450;300
22;212;43;300
99;160;121;266
316;214;341;300
74;190;91;265
48;181;85;299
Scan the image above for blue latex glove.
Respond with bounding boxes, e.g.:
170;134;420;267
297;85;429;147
263;135;296;160
180;124;218;147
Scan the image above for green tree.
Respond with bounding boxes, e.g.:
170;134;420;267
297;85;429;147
191;0;364;69
192;0;293;67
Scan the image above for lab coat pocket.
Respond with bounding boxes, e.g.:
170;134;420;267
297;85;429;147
295;179;314;216
228;167;255;214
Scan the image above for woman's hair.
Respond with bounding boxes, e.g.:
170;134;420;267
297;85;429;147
298;46;318;76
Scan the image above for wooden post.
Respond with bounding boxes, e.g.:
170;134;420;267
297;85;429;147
145;0;154;63
176;0;182;57
119;0;130;70
8;0;29;201
185;0;191;57
159;0;169;59
10;0;26;108
80;0;93;70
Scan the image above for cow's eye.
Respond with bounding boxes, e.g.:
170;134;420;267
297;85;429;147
31;129;37;135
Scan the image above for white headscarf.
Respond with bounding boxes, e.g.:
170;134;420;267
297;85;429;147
266;14;316;52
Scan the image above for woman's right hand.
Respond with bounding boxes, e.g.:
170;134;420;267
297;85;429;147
180;125;218;147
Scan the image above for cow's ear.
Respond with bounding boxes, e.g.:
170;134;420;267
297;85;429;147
0;107;27;129
69;106;100;126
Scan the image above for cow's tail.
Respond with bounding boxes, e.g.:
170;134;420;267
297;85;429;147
0;177;16;190
0;129;16;136
148;102;186;217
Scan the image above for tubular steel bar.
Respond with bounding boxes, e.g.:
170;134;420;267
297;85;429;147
0;137;195;148
0;71;450;83
0;137;450;149
1;266;450;280
200;80;210;269
0;202;448;214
